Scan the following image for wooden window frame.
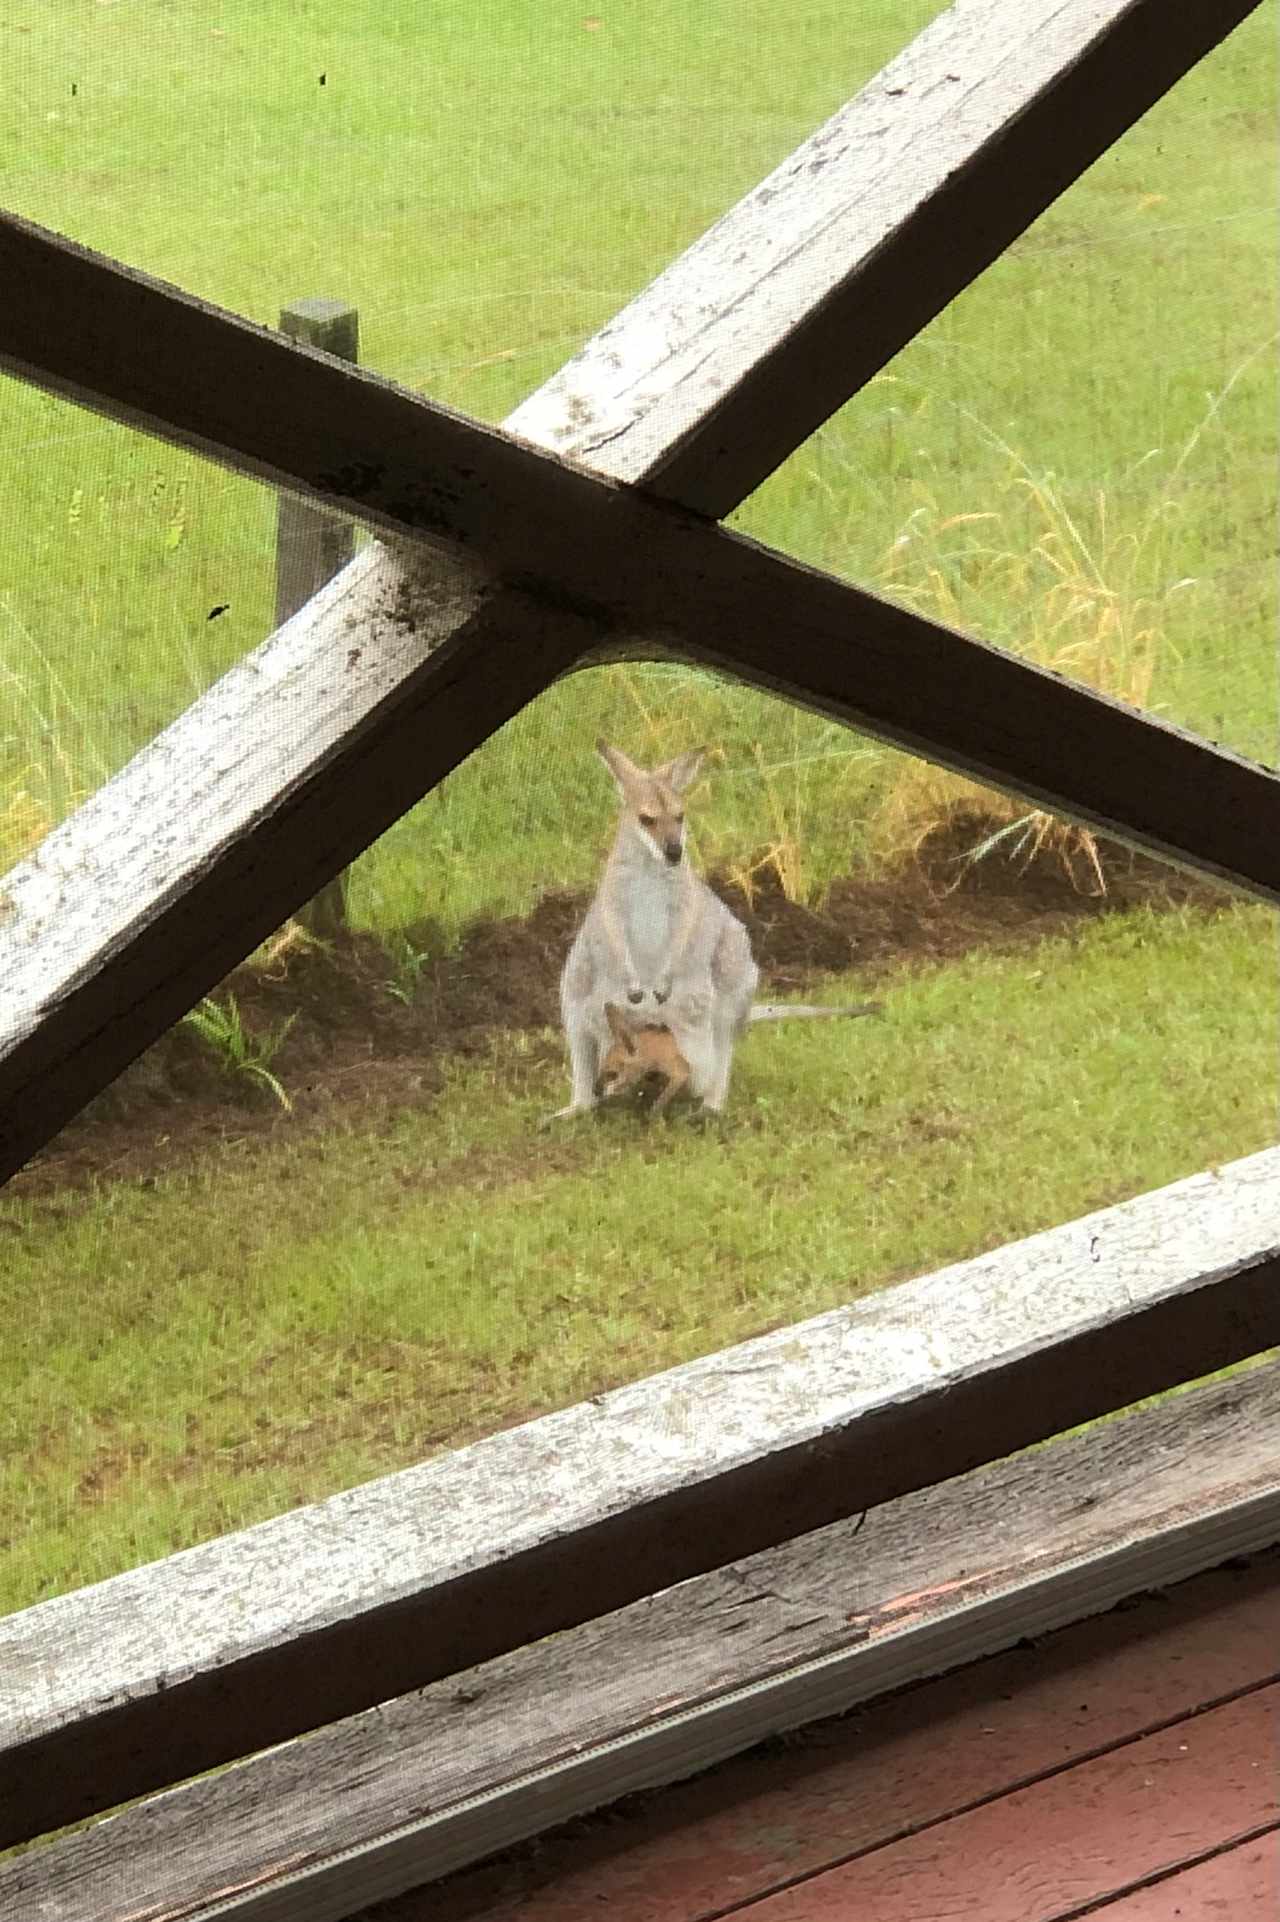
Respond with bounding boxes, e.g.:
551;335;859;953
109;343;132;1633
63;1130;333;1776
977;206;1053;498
0;0;1275;1910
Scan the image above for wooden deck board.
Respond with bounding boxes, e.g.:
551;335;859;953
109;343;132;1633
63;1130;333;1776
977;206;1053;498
409;1556;1279;1922
1086;1828;1279;1916
734;1687;1276;1917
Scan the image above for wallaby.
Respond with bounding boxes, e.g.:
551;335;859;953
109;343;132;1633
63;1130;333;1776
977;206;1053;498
553;742;883;1121
596;1001;692;1113
553;741;759;1118
596;998;882;1118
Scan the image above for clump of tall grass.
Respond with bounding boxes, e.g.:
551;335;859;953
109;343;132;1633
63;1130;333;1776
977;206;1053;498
868;355;1266;892
1;595;106;878
870;470;1168;893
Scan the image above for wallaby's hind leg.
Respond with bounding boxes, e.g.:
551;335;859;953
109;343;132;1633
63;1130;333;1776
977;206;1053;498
549;1002;601;1120
678;1025;719;1108
701;945;759;1112
700;1007;744;1113
649;1048;690;1114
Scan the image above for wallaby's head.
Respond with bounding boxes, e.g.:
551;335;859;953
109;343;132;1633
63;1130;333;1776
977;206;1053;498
597;740;706;867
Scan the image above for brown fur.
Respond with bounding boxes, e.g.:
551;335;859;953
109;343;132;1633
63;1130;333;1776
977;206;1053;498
595;1002;691;1114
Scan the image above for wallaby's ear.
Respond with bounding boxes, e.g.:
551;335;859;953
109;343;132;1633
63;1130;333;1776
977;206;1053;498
597;740;644;796
603;1002;638;1051
657;746;707;795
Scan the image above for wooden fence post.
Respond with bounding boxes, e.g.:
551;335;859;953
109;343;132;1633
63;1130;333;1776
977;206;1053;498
275;298;359;939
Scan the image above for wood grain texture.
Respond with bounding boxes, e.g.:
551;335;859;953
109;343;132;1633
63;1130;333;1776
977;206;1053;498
507;0;1264;514
1;1158;1276;1861
1;1;1276;1179
743;1688;1278;1919
411;1557;1280;1922
8;1378;1278;1921
1087;1830;1279;1917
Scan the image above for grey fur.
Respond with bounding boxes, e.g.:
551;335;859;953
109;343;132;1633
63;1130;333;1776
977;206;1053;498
553;744;759;1117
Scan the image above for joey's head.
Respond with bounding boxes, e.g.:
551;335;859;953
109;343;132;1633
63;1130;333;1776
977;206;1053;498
597;740;706;867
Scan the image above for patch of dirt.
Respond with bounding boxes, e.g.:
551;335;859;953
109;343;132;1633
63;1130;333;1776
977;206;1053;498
7;816;1228;1199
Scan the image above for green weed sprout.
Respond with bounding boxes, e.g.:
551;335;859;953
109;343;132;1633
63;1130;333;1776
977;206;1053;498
181;995;297;1111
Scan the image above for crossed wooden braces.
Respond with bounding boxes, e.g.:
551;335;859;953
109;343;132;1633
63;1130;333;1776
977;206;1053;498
0;0;1274;1186
0;0;1276;1906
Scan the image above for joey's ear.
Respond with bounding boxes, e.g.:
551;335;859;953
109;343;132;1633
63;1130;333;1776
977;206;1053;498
656;746;707;795
604;1002;638;1051
597;740;644;795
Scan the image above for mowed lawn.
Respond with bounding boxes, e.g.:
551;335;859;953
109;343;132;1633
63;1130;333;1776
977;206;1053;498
0;3;1275;1612
1;901;1275;1613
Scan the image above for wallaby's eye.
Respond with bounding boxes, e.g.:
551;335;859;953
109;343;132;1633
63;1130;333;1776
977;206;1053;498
639;812;656;828
674;814;684;826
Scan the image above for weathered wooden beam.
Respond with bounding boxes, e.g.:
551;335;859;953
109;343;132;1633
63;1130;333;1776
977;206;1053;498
3;530;1276;1197
1;2;1260;529
0;566;599;1182
1;0;1273;1176
1;1150;1276;1849
1;0;1266;535
6;1365;1277;1922
3;276;1279;1184
507;0;1265;514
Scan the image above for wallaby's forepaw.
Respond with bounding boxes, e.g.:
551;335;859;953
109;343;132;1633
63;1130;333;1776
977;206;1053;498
653;976;672;1006
626;982;645;1007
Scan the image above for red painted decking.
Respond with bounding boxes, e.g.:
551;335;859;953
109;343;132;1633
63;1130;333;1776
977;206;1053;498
393;1553;1279;1922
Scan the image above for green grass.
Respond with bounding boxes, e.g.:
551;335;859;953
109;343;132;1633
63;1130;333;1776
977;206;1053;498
1;2;1275;921
1;902;1274;1613
0;6;1276;1615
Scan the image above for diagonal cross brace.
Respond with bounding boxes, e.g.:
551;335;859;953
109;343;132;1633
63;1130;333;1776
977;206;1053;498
0;0;1270;1184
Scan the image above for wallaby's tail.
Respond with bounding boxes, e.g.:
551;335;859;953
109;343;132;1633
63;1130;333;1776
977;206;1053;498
748;1002;882;1023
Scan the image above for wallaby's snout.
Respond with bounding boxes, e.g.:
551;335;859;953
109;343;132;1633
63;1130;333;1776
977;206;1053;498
663;837;682;866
